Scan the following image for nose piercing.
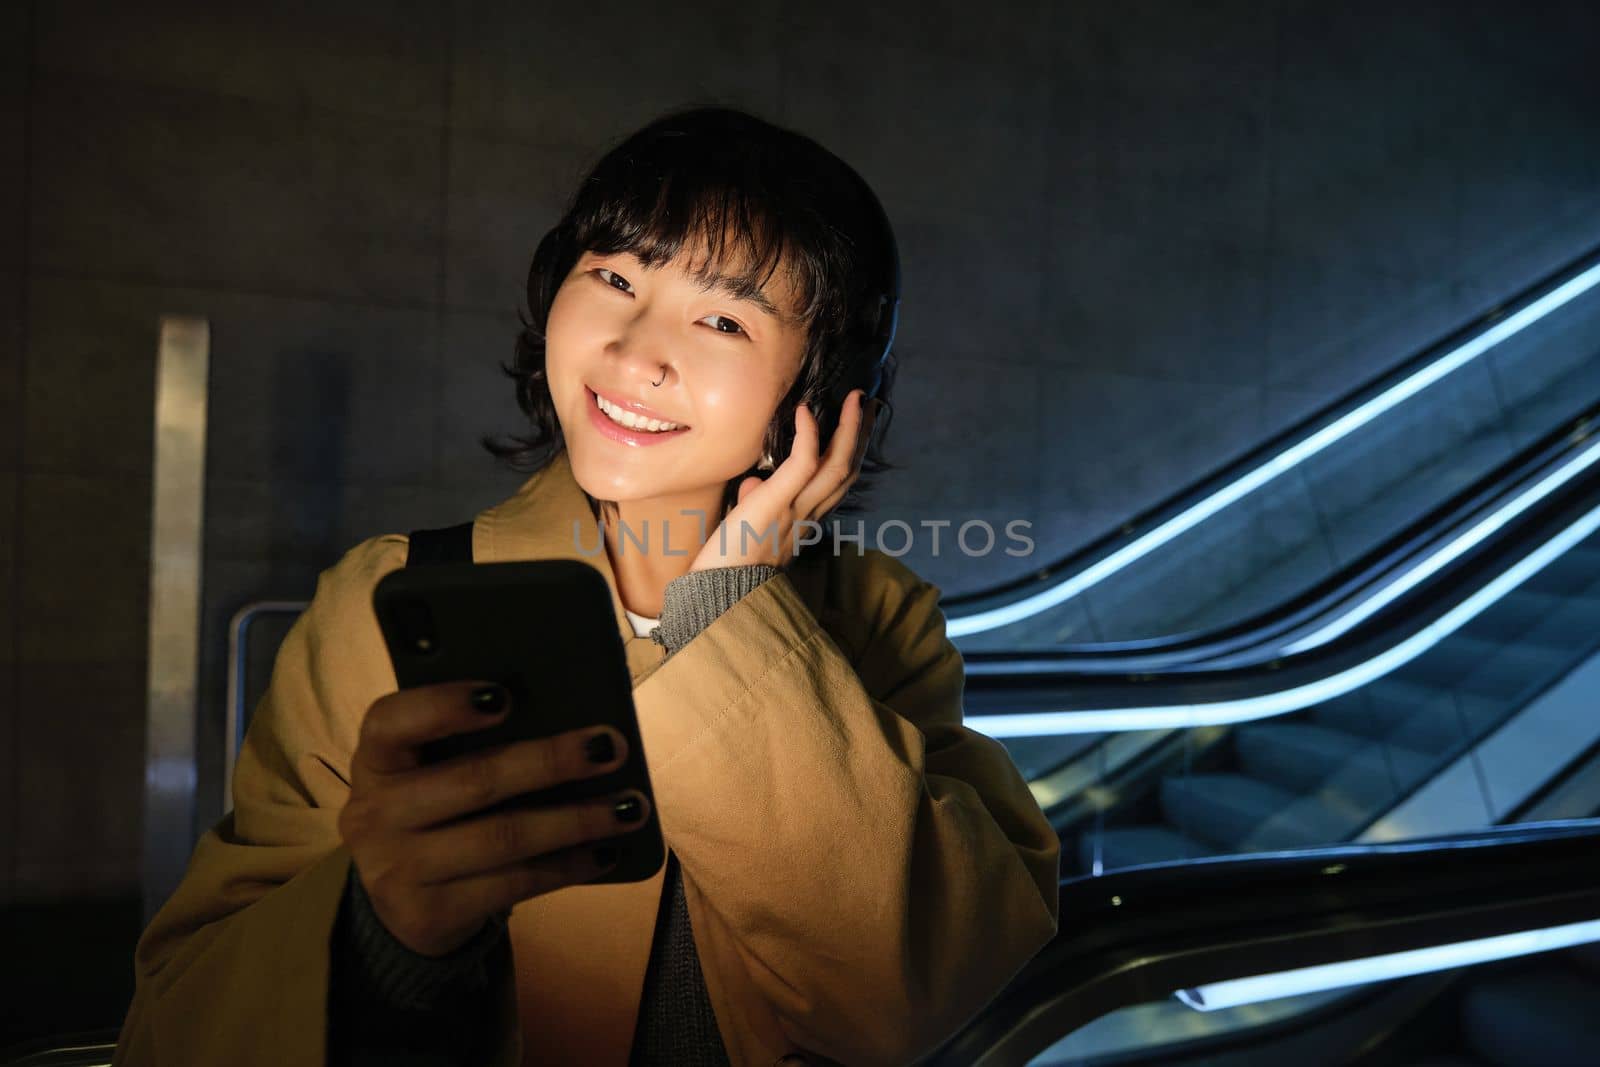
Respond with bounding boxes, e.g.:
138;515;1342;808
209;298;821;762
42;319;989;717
652;366;666;388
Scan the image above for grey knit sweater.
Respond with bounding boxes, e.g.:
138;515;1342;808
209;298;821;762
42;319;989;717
328;564;781;1066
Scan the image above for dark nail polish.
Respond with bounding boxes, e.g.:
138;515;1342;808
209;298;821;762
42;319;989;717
594;845;619;867
585;731;616;764
470;685;507;714
613;796;644;824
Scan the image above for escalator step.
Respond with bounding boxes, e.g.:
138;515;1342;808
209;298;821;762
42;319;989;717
1234;722;1435;818
1237;790;1365;852
1458;963;1600;1067
1308;743;1437;822
1078;826;1217;871
1314;678;1496;753
1235;722;1368;789
1160;774;1299;851
1311;690;1389;743
1455;644;1574;703
1393;636;1569;703
1360;679;1502;755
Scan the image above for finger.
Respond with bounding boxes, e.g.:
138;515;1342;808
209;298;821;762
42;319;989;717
803;396;873;520
820;389;864;473
388;725;629;830
407;789;651;884
796;390;865;517
815;390;866;486
428;841;622;919
355;681;512;779
768;401;823;497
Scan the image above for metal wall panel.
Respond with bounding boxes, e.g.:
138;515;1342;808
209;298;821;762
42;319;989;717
141;315;209;923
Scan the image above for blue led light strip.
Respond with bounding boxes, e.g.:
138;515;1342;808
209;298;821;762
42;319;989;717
1174;917;1600;1012
947;262;1600;638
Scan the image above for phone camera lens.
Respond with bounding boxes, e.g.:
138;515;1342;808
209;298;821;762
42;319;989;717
394;599;439;657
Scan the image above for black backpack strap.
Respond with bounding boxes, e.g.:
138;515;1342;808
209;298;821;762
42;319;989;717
405;521;476;567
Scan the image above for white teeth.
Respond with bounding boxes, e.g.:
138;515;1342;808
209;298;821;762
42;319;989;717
595;394;683;432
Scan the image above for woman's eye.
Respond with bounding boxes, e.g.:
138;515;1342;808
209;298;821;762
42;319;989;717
595;267;632;293
704;315;747;338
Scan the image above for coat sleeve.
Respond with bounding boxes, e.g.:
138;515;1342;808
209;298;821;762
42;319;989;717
112;535;521;1067
629;550;1061;1066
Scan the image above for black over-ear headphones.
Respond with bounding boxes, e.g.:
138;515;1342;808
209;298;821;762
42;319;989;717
817;175;900;459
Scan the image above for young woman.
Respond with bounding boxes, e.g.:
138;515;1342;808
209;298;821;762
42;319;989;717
113;107;1060;1067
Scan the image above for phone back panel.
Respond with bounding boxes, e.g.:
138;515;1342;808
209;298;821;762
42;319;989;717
372;558;664;883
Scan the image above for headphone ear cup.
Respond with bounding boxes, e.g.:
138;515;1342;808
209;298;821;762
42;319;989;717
814;340;867;452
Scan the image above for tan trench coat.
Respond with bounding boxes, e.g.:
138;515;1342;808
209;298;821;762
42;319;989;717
113;450;1061;1066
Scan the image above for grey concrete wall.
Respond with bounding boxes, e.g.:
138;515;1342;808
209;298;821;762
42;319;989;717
3;0;24;937
3;0;1599;1045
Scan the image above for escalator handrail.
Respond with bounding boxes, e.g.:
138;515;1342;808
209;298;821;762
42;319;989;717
0;1029;119;1066
921;820;1600;1066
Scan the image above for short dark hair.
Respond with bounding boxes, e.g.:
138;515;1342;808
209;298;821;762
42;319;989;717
480;104;901;521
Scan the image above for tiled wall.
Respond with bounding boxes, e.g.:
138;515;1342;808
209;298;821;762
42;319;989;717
2;0;1599;1045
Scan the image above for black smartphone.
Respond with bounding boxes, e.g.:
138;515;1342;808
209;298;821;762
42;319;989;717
371;558;664;884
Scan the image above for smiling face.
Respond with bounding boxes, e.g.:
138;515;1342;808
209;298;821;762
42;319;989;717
544;239;811;531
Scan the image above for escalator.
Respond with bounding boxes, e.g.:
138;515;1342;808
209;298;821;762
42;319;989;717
937;239;1600;869
959;388;1600;865
1083;512;1600;872
919;819;1600;1067
926;745;1600;1067
903;240;1600;1064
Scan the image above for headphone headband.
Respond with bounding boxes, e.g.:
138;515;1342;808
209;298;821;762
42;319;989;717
859;180;902;402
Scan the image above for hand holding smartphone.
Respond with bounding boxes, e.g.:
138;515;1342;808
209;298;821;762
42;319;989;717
339;560;665;958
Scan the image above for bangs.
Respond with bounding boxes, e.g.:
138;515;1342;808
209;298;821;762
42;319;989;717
567;142;849;336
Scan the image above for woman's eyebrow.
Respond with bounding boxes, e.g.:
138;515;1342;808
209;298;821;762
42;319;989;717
693;265;805;328
701;272;782;319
